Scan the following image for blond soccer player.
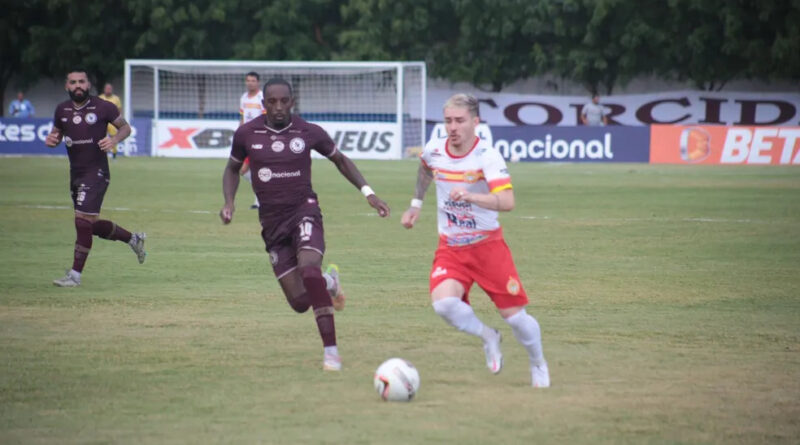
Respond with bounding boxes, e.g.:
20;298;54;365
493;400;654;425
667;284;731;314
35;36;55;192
401;93;550;387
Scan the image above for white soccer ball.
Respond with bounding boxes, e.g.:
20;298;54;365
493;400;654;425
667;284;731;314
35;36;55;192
373;358;420;402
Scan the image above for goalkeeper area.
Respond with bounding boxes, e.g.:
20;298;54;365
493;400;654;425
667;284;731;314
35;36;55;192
1;158;799;443
125;60;426;158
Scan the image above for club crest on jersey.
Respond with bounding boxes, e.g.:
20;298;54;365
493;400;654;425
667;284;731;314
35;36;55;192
463;170;481;183
85;112;97;124
251;143;263;150
72;115;82;124
271;140;285;152
290;137;306;154
507;277;520;295
258;167;273;182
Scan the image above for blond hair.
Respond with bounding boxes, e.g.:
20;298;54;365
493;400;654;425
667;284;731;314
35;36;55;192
443;93;480;118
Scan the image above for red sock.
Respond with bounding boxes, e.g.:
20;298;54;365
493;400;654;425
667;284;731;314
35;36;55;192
92;219;132;243
72;217;93;272
300;266;336;347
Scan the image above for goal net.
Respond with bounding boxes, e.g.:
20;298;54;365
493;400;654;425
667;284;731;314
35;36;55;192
124;60;426;159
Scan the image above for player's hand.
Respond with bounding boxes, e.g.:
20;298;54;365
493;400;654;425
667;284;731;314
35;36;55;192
45;129;62;147
367;194;390;218
98;136;115;152
401;207;420;229
449;187;470;202
220;204;235;224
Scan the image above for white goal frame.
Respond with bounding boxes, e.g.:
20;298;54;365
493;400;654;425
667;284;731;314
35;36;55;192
124;59;426;158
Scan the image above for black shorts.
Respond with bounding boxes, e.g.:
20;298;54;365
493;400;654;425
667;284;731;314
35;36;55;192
70;170;109;215
260;202;326;279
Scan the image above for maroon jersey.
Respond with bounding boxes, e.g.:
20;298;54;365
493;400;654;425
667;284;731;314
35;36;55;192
52;96;120;176
230;115;337;215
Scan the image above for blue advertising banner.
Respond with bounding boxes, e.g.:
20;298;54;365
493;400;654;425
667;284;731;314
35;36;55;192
426;124;651;163
0;117;151;156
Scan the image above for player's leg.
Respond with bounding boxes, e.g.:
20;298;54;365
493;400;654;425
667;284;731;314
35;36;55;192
431;278;504;374
296;248;341;370
54;209;98;287
270;244;340;313
85;178;146;263
475;240;549;387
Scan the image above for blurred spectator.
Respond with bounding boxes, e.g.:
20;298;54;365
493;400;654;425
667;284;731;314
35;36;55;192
8;91;35;118
580;94;608;126
100;83;123;159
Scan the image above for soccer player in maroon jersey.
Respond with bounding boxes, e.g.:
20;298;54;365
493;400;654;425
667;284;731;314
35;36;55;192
45;69;146;287
220;78;390;371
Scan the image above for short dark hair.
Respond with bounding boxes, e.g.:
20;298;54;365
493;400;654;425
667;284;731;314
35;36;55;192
66;68;90;79
245;71;259;81
263;77;293;97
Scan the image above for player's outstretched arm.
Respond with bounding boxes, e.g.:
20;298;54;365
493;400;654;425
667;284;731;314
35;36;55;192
449;187;515;212
401;163;433;229
329;151;390;217
99;116;131;152
220;157;244;224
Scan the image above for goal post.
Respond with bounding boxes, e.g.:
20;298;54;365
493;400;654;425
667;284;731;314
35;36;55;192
124;59;426;159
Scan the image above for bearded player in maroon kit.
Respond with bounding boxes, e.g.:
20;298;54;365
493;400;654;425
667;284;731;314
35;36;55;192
220;78;390;371
45;69;146;287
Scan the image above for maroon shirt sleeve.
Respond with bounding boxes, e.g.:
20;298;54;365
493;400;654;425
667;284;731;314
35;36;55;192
53;105;64;131
230;126;247;161
101;99;121;124
310;124;337;158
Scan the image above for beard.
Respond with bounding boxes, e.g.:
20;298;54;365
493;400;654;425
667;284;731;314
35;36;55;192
68;88;87;102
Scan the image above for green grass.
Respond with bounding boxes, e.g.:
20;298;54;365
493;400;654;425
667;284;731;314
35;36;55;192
1;157;798;444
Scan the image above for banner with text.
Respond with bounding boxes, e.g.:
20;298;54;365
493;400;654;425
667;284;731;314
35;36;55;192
0;117;151;156
427;90;800;127
427;123;650;163
154;120;402;159
650;125;800;165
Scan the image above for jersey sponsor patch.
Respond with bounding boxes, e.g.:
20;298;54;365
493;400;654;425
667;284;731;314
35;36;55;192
271;140;285;152
258;167;273;182
85;112;97;124
251;143;263;150
290;137;306;154
64;136;73;147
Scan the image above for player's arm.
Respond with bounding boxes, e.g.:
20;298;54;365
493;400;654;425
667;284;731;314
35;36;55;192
450;187;515;212
328;150;390;217
580;107;588;125
401;162;433;229
99;116;131;152
45;109;63;147
220;156;244;224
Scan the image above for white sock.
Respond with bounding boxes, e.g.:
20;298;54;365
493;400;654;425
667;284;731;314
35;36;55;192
432;297;492;341
324;345;339;357
69;269;81;279
505;309;545;366
323;273;335;293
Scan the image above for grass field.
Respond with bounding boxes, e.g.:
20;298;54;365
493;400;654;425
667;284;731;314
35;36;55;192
1;157;798;444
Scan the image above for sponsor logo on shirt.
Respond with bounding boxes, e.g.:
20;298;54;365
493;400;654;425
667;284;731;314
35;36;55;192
257;168;301;182
445;211;477;229
63;137;93;148
271;140;285;152
251;144;263;150
445;233;489;247
290;137;305;154
85;113;97;124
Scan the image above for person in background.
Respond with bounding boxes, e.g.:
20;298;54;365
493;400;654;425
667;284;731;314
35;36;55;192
8;91;35;118
580;94;608;126
100;83;123;159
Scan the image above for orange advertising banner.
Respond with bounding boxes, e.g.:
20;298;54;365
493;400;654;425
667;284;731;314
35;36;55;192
650;125;800;165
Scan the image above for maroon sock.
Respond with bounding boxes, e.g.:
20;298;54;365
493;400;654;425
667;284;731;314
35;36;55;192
72;217;93;272
300;266;336;347
92;219;132;243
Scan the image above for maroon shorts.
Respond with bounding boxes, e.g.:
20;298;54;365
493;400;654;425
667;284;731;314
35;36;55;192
261;202;326;279
70;171;109;215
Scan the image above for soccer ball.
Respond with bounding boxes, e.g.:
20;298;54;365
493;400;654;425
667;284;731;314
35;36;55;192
373;358;420;402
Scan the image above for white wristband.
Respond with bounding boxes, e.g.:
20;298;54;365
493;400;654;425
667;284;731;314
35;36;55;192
410;198;423;209
360;185;375;197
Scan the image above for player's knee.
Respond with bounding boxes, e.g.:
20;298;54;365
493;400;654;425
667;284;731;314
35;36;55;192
299;265;322;281
432;296;459;317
